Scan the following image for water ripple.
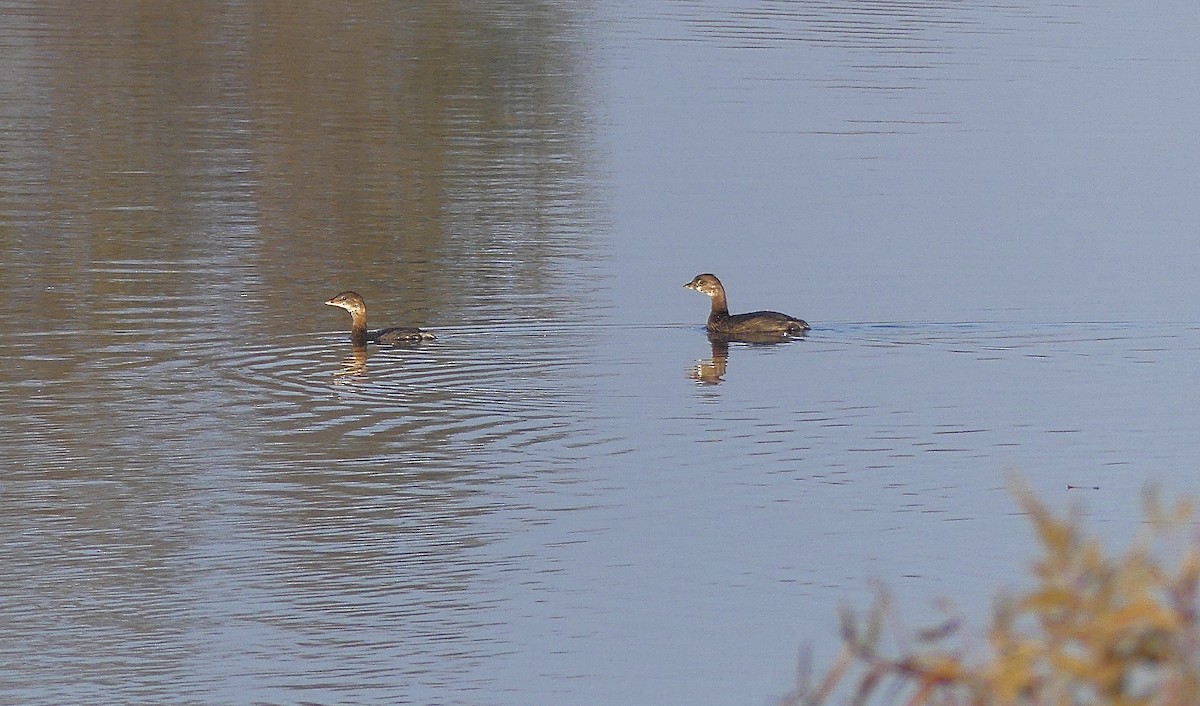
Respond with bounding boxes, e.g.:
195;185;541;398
216;324;632;460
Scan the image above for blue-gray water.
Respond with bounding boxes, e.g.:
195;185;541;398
1;2;1198;704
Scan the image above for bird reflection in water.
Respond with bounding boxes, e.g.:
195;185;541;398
688;330;804;385
334;346;369;378
690;334;730;384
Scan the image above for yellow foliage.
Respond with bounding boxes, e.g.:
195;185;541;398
780;478;1200;706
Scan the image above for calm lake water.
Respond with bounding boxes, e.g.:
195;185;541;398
2;2;1199;704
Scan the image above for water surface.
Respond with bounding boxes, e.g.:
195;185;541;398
1;1;1199;705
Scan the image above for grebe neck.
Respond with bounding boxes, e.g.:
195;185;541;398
349;312;369;346
709;291;730;318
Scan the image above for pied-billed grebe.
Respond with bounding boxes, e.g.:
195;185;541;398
325;291;435;346
684;273;809;337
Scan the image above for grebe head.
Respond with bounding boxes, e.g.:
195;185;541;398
325;291;367;315
684;273;724;298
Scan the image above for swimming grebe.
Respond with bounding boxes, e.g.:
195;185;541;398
324;291;435;346
684;273;809;337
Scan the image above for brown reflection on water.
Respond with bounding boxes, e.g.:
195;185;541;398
0;0;602;465
688;331;806;384
1;1;601;337
240;3;602;319
690;335;730;384
335;346;370;378
0;4;601;701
